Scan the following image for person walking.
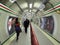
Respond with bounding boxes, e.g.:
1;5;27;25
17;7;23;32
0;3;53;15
23;19;30;33
15;18;22;41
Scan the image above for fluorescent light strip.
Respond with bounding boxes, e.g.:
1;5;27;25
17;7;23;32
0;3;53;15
29;3;32;8
30;10;31;12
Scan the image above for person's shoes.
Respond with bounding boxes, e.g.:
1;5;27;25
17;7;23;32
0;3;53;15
25;32;27;34
16;38;18;41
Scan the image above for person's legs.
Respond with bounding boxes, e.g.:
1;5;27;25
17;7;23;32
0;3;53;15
16;32;20;41
25;27;27;33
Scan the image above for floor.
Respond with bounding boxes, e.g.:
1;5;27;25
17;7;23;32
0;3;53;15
3;23;60;45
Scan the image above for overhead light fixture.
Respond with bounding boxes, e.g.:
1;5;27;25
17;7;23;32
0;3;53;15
29;3;32;8
30;10;31;12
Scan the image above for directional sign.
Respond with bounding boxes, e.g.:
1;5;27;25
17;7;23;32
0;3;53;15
9;0;16;3
39;3;45;11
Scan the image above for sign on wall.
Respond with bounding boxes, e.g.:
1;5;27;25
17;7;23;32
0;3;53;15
40;16;54;34
7;16;16;35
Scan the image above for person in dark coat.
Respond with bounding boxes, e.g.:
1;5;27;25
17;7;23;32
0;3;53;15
15;18;21;41
23;19;30;33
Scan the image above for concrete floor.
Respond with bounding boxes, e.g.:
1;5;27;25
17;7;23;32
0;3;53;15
3;23;60;45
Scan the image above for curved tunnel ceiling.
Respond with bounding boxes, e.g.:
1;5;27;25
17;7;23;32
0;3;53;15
3;0;42;13
10;0;41;13
1;0;60;15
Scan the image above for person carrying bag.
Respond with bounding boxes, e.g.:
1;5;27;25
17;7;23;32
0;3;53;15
15;18;22;41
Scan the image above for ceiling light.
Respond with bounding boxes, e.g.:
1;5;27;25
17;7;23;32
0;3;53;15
29;3;32;8
30;10;31;12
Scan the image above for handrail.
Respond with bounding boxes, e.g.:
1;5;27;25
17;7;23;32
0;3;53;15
30;24;39;45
